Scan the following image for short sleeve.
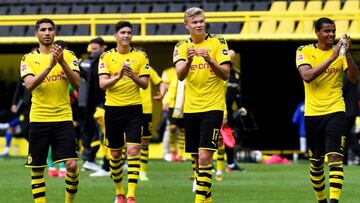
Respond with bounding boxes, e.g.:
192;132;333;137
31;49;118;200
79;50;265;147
150;67;162;85
65;50;80;72
296;46;310;68
173;41;187;65
139;54;150;77
215;36;231;65
20;54;34;79
98;53;109;75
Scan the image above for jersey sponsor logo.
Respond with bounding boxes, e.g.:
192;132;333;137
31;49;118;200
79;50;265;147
20;64;28;73
324;67;341;74
43;74;66;83
190;63;213;72
297;53;304;61
99;62;106;70
222;49;228;55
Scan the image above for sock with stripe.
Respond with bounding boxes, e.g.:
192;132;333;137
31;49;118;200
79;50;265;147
217;144;225;172
177;128;185;159
195;163;213;202
127;155;140;199
110;156;125;196
65;168;79;203
140;145;149;173
31;169;46;203
329;161;344;203
310;161;327;202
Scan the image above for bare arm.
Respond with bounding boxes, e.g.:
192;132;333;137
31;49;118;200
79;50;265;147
176;46;196;81
99;74;121;90
196;48;230;80
298;42;341;83
53;44;80;90
122;66;149;90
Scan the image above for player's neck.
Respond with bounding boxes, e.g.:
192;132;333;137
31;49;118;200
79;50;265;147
315;42;332;51
191;33;206;44
116;45;131;54
38;44;52;54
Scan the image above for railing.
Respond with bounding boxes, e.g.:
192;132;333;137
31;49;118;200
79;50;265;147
0;10;360;43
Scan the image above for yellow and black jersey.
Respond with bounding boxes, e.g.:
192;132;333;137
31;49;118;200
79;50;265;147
296;44;348;116
162;77;177;108
140;66;162;114
20;49;79;122
173;34;231;113
161;67;177;84
98;48;150;107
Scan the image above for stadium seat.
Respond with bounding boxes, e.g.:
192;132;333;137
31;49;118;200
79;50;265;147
25;25;35;36
323;0;341;11
207;23;225;34
39;4;56;14
9;26;27;36
0;26;11;36
151;3;167;13
252;1;270;11
236;2;252;11
87;4;103;14
0;6;8;15
146;24;157;35
202;2;218;12
217;2;236;11
168;2;185;12
157;24;173;35
334;0;356;35
258;1;287;34
96;24;109;35
276;1;305;34
74;25;89;36
71;4;88;14
24;5;39;14
240;1;270;34
224;22;242;34
186;2;202;10
103;4;119;13
295;0;322;34
8;5;24;15
57;25;75;36
119;3;135;14
135;3;151;13
347;1;360;34
54;4;71;14
132;24;140;35
173;23;188;35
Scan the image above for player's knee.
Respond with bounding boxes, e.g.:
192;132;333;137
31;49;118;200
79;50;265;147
327;153;343;163
127;144;140;156
66;160;78;172
310;159;324;167
169;125;177;133
111;150;122;159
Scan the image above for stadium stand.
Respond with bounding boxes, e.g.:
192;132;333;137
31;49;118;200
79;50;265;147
294;0;323;34
276;1;305;34
258;1;287;34
347;0;360;33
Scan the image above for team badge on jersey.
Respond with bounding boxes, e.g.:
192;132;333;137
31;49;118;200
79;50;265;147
297;53;304;61
73;60;78;66
145;64;150;69
222;49;228;55
99;62;106;70
20;64;28;73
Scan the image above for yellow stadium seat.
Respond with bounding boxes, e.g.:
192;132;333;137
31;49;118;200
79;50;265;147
276;1;305;34
323;0;341;11
258;1;287;34
295;0;322;34
343;0;360;35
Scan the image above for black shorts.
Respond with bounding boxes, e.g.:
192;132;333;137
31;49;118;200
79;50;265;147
104;105;142;150
167;108;185;128
142;113;153;138
305;112;346;160
184;110;223;153
25;121;78;168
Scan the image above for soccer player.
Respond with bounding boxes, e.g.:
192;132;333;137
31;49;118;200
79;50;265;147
139;66;162;181
296;17;360;203
174;7;231;203
21;18;80;203
99;21;150;203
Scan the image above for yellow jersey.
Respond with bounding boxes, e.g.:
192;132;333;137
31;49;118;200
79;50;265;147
140;66;162;114
20;49;79;122
161;67;176;84
98;48;150;107
162;78;177;108
296;44;348;116
173;34;231;113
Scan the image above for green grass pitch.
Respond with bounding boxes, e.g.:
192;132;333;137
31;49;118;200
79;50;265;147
0;158;360;203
